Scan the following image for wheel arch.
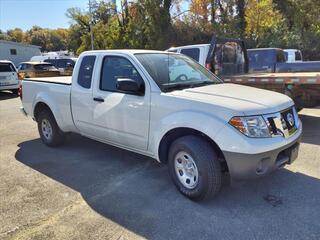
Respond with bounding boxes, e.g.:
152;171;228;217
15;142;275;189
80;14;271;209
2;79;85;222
33;102;54;122
158;127;228;171
31;91;68;132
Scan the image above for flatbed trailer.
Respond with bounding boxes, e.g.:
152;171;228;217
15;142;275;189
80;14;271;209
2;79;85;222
221;72;320;109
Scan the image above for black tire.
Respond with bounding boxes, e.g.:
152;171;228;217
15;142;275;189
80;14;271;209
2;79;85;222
168;136;222;201
37;110;65;147
11;89;18;95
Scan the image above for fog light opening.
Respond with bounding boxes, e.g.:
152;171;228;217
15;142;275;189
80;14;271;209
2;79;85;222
256;157;270;175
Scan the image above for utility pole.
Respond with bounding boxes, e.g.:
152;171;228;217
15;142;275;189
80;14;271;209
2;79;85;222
88;0;94;50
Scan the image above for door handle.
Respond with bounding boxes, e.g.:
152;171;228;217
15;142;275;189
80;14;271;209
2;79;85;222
93;97;104;102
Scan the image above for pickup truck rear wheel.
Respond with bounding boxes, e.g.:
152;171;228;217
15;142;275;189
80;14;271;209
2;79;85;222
168;136;222;201
37;110;65;147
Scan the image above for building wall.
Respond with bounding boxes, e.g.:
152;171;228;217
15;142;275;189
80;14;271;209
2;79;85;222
0;41;41;66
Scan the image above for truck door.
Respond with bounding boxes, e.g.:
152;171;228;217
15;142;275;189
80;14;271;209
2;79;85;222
91;54;150;151
71;55;97;135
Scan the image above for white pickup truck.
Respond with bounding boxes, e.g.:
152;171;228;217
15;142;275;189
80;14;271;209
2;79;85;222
21;50;302;201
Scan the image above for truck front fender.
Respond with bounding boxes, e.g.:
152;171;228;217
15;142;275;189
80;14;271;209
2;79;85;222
149;111;227;161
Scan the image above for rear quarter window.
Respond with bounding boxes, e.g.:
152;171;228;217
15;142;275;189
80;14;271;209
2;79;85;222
295;51;302;61
77;56;96;89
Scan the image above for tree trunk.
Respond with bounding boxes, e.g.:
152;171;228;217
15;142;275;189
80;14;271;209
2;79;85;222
236;0;246;38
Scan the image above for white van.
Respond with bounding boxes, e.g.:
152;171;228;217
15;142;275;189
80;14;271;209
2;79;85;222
0;60;19;94
30;53;59;62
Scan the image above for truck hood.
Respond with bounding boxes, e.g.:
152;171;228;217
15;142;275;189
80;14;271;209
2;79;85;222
168;83;294;115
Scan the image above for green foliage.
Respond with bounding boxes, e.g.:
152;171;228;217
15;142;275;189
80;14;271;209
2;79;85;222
1;26;69;52
1;0;320;60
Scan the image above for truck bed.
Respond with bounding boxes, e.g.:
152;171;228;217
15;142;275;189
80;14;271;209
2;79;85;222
22;76;76;133
24;76;72;85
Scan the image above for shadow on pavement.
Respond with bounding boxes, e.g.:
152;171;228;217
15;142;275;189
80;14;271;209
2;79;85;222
0;91;18;100
15;132;320;239
299;114;320;146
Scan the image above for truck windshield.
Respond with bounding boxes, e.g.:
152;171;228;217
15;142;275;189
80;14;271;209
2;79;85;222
135;53;222;92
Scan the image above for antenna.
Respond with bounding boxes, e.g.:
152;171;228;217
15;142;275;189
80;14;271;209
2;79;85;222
88;0;95;50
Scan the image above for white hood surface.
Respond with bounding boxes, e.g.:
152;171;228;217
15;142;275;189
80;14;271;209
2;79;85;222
168;83;293;115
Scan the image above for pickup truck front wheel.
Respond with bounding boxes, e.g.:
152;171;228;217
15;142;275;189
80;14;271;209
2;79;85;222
37;110;65;147
168;136;222;201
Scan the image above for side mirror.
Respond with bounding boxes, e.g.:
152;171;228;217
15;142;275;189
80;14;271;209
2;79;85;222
116;78;143;95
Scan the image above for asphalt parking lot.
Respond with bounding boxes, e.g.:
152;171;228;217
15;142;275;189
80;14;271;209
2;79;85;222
0;92;319;240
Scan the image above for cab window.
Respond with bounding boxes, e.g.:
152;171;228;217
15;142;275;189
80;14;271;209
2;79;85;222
180;48;200;62
77;56;96;89
295;51;302;61
100;56;144;94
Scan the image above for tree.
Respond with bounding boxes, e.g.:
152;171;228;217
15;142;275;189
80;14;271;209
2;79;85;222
6;28;26;42
1;0;320;60
245;0;285;47
236;0;247;37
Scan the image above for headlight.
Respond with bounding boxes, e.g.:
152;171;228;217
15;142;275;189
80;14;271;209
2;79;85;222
229;116;271;138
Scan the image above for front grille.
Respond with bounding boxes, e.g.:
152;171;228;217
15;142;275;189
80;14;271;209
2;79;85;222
281;108;297;135
264;107;299;138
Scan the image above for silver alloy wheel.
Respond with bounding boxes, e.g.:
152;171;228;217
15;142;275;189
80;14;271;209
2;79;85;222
41;119;52;141
174;151;199;189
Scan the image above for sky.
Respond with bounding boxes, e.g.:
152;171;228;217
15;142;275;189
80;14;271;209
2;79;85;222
0;0;188;32
0;0;103;31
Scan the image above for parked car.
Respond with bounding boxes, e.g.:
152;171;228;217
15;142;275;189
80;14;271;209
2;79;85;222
247;48;320;73
44;58;77;76
0;60;19;94
284;49;303;63
20;50;302;201
30;51;74;62
169;39;320;108
17;62;60;79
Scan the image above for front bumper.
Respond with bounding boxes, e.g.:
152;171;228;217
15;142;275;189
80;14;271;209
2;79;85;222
223;127;302;180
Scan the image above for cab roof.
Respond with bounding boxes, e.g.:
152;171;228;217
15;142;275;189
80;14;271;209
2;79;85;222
80;49;173;56
167;44;210;50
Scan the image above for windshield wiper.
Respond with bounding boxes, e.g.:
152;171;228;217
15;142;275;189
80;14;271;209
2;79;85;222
163;83;193;92
163;81;217;92
190;81;216;88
